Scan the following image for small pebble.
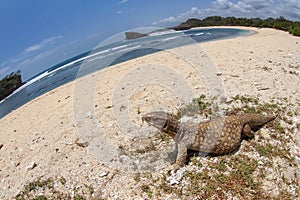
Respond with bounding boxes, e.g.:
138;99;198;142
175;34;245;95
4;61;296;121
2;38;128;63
86;111;93;119
26;162;37;171
170;179;180;185
99;172;108;177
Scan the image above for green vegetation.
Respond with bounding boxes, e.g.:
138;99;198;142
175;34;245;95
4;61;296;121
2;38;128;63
177;94;212;118
136;95;298;199
15;94;299;199
0;70;24;101
15;176;96;199
174;16;300;36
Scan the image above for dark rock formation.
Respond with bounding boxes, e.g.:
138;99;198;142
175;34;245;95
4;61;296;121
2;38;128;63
173;18;202;30
125;32;149;40
0;71;24;101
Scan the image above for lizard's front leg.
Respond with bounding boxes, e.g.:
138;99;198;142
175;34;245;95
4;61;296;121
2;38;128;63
172;143;187;171
165;145;178;163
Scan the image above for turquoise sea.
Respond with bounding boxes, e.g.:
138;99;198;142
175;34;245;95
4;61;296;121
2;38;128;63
0;28;251;119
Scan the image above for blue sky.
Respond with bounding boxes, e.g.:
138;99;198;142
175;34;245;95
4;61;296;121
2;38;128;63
0;0;299;81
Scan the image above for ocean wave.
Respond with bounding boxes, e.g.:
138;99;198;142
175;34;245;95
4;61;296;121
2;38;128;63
111;44;129;51
0;70;52;103
117;45;142;53
85;44;143;62
1;31;208;102
85;55;105;63
149;30;177;36
194;32;204;36
160;36;182;42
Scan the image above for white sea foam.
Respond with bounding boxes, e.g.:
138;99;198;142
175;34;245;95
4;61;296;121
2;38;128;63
85;55;105;63
194;32;204;36
111;44;128;51
160;36;181;42
96;48;111;54
0;70;51;103
117;45;142;53
19;71;51;90
1;50;107;102
50;48;117;74
149;30;177;36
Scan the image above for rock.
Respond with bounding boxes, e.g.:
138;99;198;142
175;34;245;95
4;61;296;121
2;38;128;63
216;72;222;76
258;87;269;91
0;144;3;150
292;116;300;127
26;162;37;171
166;168;185;185
169;179;180;185
173;18;202;30
225;98;233;104
295;156;300;165
125;32;149;40
86;111;93;119
99;172;108;177
0;71;24;101
230;74;239;77
75;138;89;148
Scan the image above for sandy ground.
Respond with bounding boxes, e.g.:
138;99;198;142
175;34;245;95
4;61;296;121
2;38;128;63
0;27;299;199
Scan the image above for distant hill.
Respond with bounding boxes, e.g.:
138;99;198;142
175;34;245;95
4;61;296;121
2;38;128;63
125;16;300;40
0;71;24;101
173;16;300;36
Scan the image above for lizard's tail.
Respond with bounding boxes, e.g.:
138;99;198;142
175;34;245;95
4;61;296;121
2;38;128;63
243;113;277;126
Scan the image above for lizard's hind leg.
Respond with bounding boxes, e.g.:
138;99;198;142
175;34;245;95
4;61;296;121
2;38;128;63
242;124;256;138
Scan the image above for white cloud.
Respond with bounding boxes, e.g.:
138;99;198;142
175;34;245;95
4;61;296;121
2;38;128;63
155;16;177;24
25;44;41;53
241;0;272;9
25;35;63;53
0;35;64;80
212;0;234;9
278;0;300;19
154;0;300;26
154;7;205;25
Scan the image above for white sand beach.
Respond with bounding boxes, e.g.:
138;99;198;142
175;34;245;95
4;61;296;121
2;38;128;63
0;27;299;199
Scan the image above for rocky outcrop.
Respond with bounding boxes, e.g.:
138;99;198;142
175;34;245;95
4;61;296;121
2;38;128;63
173;18;202;30
125;32;149;40
0;71;24;101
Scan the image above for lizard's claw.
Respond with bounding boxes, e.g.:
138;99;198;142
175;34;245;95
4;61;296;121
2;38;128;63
165;164;181;174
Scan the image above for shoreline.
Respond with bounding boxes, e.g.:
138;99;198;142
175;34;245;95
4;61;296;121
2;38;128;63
0;26;299;199
0;26;253;119
1;26;294;120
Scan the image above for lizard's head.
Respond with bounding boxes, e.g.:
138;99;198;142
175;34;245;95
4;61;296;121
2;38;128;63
142;111;169;130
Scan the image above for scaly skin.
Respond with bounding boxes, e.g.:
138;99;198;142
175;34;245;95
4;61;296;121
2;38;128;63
142;111;276;170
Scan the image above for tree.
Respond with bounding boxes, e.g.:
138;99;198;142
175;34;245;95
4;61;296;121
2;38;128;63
0;71;24;101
